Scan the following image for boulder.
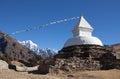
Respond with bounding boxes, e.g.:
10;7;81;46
16;65;39;72
10;61;25;67
38;63;49;74
0;60;8;71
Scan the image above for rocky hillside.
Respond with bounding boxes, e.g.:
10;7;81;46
112;44;120;53
0;31;40;64
111;44;120;59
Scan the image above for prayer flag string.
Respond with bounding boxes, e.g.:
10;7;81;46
10;16;79;35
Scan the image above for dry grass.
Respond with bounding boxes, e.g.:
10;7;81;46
0;69;120;79
74;69;120;79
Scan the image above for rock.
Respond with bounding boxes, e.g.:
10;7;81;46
116;53;120;59
16;65;39;72
10;61;25;67
0;60;8;71
38;62;50;74
37;57;55;74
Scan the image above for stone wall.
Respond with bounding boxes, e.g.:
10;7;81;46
55;45;116;59
50;57;100;73
50;45;120;73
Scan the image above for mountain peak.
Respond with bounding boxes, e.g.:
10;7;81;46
20;40;57;58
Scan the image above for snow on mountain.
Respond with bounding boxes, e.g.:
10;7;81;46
19;40;57;58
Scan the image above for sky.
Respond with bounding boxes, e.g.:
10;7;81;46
0;0;120;50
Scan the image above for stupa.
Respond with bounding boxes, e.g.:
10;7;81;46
64;15;103;47
50;15;120;73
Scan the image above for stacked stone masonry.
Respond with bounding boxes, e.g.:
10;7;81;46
50;45;120;73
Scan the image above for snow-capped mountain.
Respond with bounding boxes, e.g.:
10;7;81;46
19;40;57;58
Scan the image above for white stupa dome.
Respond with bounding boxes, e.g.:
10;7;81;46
63;15;103;47
64;36;103;47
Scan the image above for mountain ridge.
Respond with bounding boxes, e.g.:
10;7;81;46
0;31;39;63
20;40;57;58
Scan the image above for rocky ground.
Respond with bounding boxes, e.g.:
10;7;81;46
0;69;120;79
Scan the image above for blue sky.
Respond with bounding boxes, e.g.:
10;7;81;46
0;0;120;50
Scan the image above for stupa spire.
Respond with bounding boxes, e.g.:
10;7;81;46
72;15;93;37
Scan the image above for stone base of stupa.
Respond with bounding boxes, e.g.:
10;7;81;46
49;45;120;73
